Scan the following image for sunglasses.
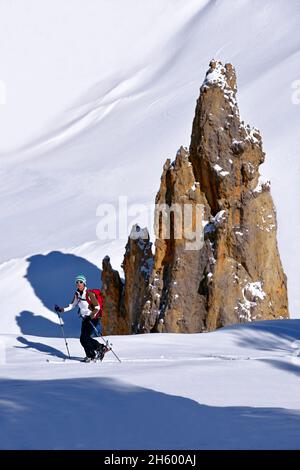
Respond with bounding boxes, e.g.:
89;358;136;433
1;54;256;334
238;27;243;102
76;280;85;285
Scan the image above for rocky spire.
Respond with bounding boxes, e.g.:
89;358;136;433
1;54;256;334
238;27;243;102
101;225;154;335
139;146;213;333
190;59;262;214
140;60;289;332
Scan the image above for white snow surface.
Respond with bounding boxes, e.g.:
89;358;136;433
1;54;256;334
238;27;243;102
0;0;300;449
1;319;300;449
0;0;299;316
246;281;266;301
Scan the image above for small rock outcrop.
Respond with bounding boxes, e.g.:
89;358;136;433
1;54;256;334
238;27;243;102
140;60;289;332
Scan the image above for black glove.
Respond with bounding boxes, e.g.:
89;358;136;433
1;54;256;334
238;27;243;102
54;304;64;313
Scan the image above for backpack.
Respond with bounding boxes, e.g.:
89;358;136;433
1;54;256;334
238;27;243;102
86;289;104;319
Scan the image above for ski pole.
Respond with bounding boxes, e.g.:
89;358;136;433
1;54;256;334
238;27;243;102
89;319;121;363
56;312;71;358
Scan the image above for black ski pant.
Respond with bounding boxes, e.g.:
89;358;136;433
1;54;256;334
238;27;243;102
80;317;100;358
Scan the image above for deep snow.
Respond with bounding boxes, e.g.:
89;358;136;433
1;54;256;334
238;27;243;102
0;0;299;450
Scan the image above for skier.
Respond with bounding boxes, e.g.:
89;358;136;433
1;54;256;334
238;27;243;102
54;274;108;362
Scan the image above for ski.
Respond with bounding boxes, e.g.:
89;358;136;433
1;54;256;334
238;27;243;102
88;319;122;363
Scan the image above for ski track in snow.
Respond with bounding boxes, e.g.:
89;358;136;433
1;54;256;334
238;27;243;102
43;353;299;364
0;0;300;450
